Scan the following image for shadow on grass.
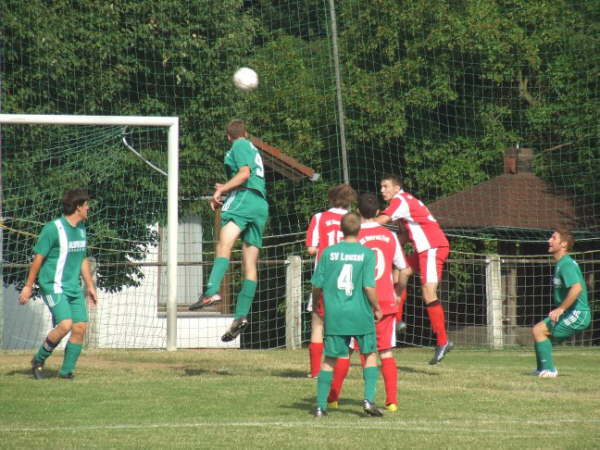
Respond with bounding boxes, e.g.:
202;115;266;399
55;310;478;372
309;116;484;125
6;368;59;378
271;370;311;378
181;367;231;377
281;397;368;417
397;365;440;376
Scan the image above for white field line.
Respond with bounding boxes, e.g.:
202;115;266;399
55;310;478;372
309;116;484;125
2;418;600;434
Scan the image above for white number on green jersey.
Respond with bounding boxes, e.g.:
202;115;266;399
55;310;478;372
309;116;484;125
337;263;354;296
255;153;265;178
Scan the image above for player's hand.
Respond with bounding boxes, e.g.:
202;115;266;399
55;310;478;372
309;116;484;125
18;286;32;305
373;308;383;322
87;287;98;307
548;307;564;322
211;190;224;211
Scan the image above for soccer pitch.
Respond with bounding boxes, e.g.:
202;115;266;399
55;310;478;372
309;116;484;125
1;348;598;449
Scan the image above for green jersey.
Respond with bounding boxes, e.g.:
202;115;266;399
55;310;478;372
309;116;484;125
33;216;87;296
224;138;266;198
311;241;376;336
553;255;589;312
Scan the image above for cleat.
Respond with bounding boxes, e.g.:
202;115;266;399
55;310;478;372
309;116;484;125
221;317;248;342
59;373;75;380
188;294;222;311
538;369;558;378
396;321;407;337
429;340;454;365
363;400;383;417
312;407;328;418
385;403;398;412
306;373;318;379
327;401;339;409
31;358;45;380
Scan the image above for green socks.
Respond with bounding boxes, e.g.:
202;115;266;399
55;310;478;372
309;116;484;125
34;337;59;363
316;370;334;409
535;339;555;371
234;279;257;319
205;257;229;296
59;342;83;376
363;366;379;402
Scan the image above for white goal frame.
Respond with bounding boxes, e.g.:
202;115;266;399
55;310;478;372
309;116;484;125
0;114;180;351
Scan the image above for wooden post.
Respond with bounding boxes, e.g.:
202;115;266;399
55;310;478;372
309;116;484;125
285;255;302;349
486;254;504;349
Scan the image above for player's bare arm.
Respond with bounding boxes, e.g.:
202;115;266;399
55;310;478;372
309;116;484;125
364;286;382;321
81;257;98;306
18;253;44;305
307;247;317;255
211;165;251;210
312;287;322;312
548;282;582;322
374;213;390;226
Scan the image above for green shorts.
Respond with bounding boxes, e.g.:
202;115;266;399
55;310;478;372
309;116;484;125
543;309;591;343
324;333;377;358
41;291;88;325
221;189;268;248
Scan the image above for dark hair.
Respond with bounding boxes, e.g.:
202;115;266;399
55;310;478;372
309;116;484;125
328;184;357;208
63;188;89;215
226;119;247;139
341;211;361;237
381;174;402;187
358;193;379;219
555;228;574;252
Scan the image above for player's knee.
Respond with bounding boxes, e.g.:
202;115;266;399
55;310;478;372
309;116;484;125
55;319;73;336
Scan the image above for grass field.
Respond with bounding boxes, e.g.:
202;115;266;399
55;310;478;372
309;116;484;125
1;347;599;449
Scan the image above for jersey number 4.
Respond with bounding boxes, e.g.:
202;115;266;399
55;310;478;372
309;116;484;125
337;264;354;296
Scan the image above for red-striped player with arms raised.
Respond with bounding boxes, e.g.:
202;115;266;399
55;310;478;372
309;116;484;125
305;184;357;378
376;174;453;365
327;192;408;411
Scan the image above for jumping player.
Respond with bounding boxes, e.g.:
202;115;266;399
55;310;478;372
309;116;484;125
188;119;268;343
375;174;453;365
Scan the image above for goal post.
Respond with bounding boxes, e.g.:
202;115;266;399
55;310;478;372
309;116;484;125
0;113;180;351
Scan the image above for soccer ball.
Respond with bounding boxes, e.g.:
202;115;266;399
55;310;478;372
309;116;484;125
233;67;258;91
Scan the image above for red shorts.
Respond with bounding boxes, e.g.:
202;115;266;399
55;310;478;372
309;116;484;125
406;246;449;285
351;314;396;352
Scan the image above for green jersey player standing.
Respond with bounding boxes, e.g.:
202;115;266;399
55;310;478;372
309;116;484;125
310;212;383;417
19;188;97;380
532;228;591;378
188;119;269;343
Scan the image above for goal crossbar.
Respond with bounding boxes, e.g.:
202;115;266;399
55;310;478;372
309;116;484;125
0;113;180;351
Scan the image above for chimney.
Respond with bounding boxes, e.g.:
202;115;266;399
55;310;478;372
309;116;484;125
504;147;533;174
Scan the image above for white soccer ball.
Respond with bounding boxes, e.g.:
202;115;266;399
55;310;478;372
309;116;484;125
233;67;258;91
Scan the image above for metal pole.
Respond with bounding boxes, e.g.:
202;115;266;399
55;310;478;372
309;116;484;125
328;0;349;184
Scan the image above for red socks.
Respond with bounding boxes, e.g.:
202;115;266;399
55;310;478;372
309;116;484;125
327;357;350;402
426;300;448;346
380;357;398;406
309;342;323;377
396;289;407;322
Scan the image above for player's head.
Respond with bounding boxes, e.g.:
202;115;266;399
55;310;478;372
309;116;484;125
358;193;379;219
380;174;402;201
328;184;357;209
226;119;248;141
341;211;361;237
549;228;574;253
63;188;90;218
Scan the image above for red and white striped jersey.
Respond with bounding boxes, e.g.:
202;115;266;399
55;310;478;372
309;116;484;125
305;208;348;260
358;222;406;315
382;190;449;253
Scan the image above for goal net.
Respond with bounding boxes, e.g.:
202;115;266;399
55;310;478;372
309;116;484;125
2;1;599;350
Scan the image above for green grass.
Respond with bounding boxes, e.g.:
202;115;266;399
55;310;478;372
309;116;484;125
1;347;599;449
